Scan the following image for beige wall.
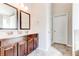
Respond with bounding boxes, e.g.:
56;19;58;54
52;3;72;46
52;3;72;15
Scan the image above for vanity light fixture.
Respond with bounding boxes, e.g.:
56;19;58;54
19;3;28;11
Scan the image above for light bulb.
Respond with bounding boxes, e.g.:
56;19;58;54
20;3;24;7
25;6;28;11
18;3;28;11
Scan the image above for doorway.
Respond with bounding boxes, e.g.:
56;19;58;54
52;14;68;45
51;13;72;56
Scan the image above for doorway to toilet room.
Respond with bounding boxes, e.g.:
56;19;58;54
52;14;68;44
51;3;72;56
51;13;72;56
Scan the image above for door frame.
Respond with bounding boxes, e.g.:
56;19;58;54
52;13;68;45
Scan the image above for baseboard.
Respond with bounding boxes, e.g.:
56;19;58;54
52;42;66;45
52;42;72;47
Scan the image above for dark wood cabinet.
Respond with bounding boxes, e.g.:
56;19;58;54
27;36;34;54
18;33;39;56
33;34;38;50
0;47;1;56
0;33;38;56
4;46;15;56
0;41;1;56
17;39;28;56
1;43;17;56
27;34;38;54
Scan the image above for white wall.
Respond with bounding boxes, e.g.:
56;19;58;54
73;4;79;30
73;4;79;51
0;16;3;28
28;3;52;51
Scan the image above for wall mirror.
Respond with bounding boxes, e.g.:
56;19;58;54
20;10;30;30
0;3;18;30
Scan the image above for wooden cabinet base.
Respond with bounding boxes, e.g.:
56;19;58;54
0;43;17;56
27;34;38;54
17;40;28;56
0;33;38;56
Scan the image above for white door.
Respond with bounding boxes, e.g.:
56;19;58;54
53;14;68;44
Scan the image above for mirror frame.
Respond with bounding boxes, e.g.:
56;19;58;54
20;10;30;30
0;3;18;30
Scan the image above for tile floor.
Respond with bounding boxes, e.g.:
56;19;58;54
28;47;63;56
75;50;79;56
52;43;72;56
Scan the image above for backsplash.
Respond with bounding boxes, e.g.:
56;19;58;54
0;30;29;37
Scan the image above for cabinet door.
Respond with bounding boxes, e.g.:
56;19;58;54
0;41;1;47
28;39;33;54
33;34;38;50
0;48;1;56
19;43;25;56
18;40;27;56
24;41;28;55
27;34;38;54
23;36;28;55
33;37;38;49
0;41;1;55
4;46;15;56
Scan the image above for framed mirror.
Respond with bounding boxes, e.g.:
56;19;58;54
0;3;18;30
20;10;30;30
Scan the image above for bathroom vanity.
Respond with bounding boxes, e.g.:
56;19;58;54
0;33;38;56
0;3;36;56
